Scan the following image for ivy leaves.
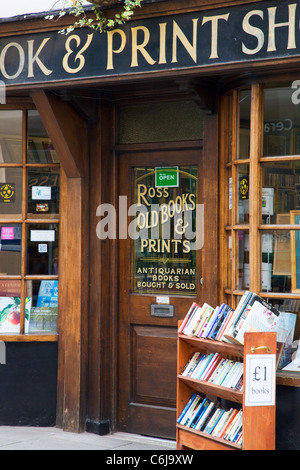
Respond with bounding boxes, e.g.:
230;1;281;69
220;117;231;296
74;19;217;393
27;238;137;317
46;0;143;34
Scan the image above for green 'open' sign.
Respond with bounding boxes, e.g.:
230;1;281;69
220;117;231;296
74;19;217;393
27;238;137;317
155;167;179;188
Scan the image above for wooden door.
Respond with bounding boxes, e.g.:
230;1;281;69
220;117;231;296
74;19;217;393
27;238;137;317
118;145;204;439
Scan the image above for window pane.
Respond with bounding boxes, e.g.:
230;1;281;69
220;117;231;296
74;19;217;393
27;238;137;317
118;101;204;144
26;280;58;333
263;298;298;370
0;168;23;219
0;110;22;164
132;165;198;296
27;169;60;218
237;164;249;224
239;89;251;159
0;224;22;275
26;224;59;275
237;230;249;290
262;161;300;223
260;229;300;293
263;85;300;156
27;110;59;164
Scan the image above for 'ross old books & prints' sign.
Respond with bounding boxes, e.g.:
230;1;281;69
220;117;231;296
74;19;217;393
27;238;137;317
1;0;300;86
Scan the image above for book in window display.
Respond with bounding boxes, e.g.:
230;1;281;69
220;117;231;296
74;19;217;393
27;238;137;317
0;296;32;333
28;280;58;333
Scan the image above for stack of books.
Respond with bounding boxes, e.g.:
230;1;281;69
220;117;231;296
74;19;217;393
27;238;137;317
177;394;243;445
181;352;243;390
178;292;280;345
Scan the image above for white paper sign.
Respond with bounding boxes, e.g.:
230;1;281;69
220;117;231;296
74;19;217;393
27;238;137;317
30;230;55;242
245;354;276;407
38;244;48;253
156;296;170;304
32;186;51;200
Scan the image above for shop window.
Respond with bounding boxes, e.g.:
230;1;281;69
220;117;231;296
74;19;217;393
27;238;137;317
221;84;300;358
0;109;59;337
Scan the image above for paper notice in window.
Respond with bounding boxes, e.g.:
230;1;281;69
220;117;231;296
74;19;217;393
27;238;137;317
30;230;55;242
32;186;51;200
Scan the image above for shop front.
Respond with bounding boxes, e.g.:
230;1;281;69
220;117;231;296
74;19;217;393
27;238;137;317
0;0;299;448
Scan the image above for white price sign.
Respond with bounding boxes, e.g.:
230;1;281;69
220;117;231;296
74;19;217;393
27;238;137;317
245;354;276;407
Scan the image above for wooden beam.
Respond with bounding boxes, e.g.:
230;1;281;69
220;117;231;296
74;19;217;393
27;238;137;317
30;90;82;178
32;89;89;433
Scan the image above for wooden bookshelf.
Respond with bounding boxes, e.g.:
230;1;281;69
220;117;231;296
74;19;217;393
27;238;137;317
176;324;277;450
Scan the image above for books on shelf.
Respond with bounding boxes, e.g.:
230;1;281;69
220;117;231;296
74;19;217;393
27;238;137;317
180;352;243;391
179;291;280;346
177;394;243;446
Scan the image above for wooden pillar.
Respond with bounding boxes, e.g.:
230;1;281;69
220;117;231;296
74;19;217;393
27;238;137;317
87;100;117;434
202;113;219;306
31;90;89;433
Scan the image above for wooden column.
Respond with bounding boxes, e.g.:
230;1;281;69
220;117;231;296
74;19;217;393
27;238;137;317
202;113;219;306
31;90;89;433
249;84;263;294
87;100;118;434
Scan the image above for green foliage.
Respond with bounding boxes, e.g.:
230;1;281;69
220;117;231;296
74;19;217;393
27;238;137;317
46;0;143;34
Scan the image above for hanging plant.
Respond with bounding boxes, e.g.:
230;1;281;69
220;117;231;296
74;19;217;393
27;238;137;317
46;0;143;34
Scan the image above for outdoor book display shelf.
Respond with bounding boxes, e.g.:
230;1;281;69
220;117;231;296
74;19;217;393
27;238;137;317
177;322;276;450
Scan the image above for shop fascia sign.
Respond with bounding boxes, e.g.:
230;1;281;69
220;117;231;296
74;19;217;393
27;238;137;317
1;0;300;86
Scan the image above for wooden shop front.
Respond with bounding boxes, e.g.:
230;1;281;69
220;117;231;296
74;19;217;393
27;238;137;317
0;0;299;448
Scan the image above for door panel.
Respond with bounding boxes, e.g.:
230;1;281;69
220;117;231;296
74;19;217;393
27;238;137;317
132;326;177;405
118;148;203;439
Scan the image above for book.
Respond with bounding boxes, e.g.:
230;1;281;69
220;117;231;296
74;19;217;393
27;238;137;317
190;398;211;429
200;353;223;381
223;291;254;342
201;305;220;338
183;304;203;336
178;302;198;334
177;393;200;424
196;305;215;337
36;280;58;308
209;304;231;340
234;298;280;345
181;352;203;376
216;308;235;341
0;296;32;333
190;353;214;380
219;408;239;438
177;393;198;423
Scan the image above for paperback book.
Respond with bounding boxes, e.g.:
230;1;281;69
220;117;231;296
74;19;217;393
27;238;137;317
177;394;243;445
179;291;281;347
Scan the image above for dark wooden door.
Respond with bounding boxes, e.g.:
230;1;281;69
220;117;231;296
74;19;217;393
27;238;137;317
118;145;204;439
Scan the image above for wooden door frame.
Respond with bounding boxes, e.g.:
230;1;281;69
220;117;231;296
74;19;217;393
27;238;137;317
116;115;218;433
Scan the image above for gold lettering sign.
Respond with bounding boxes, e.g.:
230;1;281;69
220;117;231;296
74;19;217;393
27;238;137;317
132;166;198;296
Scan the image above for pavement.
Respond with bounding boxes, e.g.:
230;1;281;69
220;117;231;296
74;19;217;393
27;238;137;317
0;426;177;451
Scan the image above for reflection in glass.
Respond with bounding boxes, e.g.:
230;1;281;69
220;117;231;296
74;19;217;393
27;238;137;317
237;165;249;224
260;230;300;294
132;166;198;296
262;161;300;223
239;89;251;159
264;86;300;156
27;110;59;164
0;168;23;218
26;224;59;275
237;230;249;290
0;224;21;275
0;111;22;164
27;169;60;218
26;280;58;333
